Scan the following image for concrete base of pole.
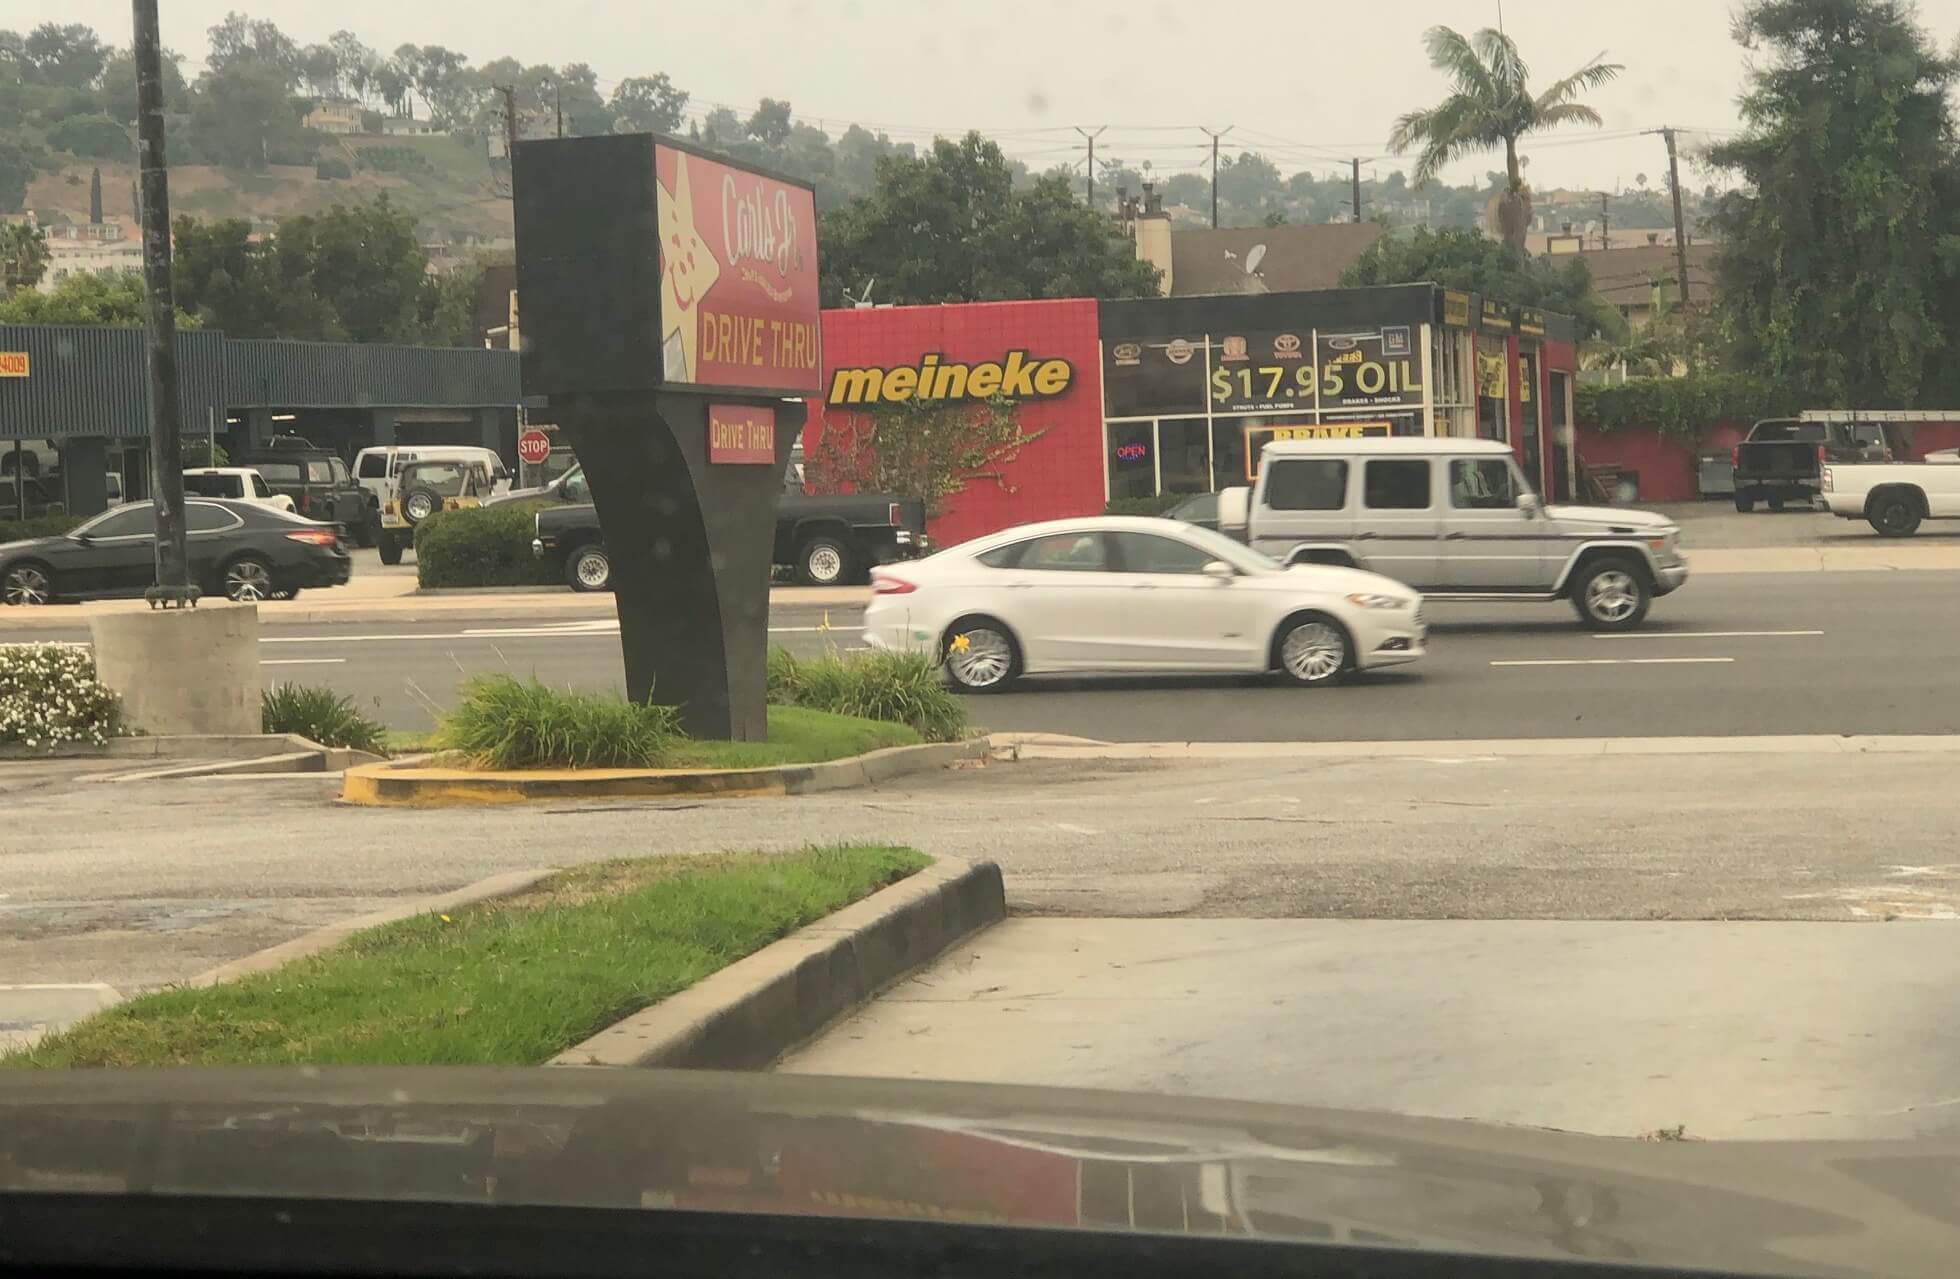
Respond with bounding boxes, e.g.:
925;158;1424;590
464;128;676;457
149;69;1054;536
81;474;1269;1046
88;603;261;736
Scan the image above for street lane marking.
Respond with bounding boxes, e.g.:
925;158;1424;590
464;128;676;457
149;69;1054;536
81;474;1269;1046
1593;630;1823;640
258;624;856;644
1490;657;1736;667
260;658;347;666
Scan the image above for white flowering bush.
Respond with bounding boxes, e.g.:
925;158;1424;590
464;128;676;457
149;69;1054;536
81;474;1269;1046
0;644;123;751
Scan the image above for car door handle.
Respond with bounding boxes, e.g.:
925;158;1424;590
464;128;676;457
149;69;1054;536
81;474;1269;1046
1444;532;1470;540
1353;532;1377;541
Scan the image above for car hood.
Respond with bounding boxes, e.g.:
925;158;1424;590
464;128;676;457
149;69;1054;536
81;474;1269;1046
0;535;63;556
1545;504;1676;533
3;1068;1953;1277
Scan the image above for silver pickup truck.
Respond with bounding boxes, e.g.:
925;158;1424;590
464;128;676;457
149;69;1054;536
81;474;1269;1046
1218;437;1687;630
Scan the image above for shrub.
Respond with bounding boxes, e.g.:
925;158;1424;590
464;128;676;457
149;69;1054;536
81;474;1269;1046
46;114;130;159
357;145;434;176
414;502;554;588
314;156;352;180
0;514;81;543
1105;494;1187;517
766;647;966;743
1576;373;1802;442
0;644;121;750
434;675;683;770
262;683;385;753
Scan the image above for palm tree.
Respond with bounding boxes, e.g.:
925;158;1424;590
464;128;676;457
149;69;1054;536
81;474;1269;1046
1389;27;1621;254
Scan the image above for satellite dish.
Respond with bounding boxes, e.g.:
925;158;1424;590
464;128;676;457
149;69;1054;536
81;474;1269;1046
1245;243;1267;275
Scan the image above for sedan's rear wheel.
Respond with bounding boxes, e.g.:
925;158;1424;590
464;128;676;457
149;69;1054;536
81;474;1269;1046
1274;613;1350;687
1;561;52;605
941;617;1020;693
223;555;275;603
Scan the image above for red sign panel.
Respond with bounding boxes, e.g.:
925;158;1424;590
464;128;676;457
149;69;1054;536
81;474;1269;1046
516;429;552;465
654;142;820;395
707;403;776;465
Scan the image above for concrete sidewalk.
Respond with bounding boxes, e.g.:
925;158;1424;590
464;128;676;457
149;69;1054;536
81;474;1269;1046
782;918;1960;1141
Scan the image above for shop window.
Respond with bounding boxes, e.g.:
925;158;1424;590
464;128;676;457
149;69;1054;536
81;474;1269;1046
1106;422;1154;500
1364;459;1431;510
1265;459;1348;511
1158;418;1209;494
1210;420;1247;490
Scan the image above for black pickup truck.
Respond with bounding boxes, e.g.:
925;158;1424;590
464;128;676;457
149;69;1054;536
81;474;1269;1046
236;440;374;543
531;484;929;591
1731;418;1891;512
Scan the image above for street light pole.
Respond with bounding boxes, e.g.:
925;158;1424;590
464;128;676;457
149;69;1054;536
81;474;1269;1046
132;0;191;606
1201;126;1231;228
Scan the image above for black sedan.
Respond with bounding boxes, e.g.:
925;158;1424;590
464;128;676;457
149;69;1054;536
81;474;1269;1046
0;499;352;605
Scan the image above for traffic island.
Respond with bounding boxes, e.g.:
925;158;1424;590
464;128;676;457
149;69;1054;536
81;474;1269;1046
3;848;1002;1070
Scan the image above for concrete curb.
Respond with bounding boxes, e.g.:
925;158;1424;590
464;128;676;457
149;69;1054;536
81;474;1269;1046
338;737;989;807
0;733;344;763
986;732;1960;761
185;868;558;989
95;745;386;782
549;855;1006;1070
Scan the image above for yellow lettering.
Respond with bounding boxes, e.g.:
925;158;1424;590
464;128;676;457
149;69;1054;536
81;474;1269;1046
828;367;885;404
930;363;969;399
967;363;1001;397
1034;360;1070;395
1356;362;1386;394
883;367;918;399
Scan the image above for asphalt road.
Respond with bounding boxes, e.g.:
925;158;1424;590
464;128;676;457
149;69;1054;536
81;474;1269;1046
8;570;1957;739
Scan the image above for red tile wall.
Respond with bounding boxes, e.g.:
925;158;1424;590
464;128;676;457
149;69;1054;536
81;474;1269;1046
807;299;1105;547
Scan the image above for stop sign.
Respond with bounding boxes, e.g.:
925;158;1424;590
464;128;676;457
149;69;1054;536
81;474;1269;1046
517;429;551;466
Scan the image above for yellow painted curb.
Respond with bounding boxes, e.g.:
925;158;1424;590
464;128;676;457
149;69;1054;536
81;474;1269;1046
338;739;986;808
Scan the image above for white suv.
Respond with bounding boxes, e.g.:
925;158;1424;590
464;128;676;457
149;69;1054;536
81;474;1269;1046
1226;437;1687;630
353;446;510;519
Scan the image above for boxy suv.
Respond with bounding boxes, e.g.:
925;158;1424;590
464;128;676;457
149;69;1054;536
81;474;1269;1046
1224;437;1687;630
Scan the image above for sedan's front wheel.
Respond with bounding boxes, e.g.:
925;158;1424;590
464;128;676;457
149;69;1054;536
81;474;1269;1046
1274;613;1351;687
941;617;1020;693
1;561;53;605
223;555;276;603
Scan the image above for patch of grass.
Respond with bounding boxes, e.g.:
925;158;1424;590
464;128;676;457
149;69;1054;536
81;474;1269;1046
673;705;918;769
6;845;928;1068
261;684;386;754
768;647;967;743
382;729;434;754
433;675;683;770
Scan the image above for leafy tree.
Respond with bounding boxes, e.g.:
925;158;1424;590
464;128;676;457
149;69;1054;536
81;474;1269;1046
298;43;340;99
0;141;40;213
0;270;197;326
1341;224;1626;340
205;12;298;79
328;31;376;102
609;74;687;134
46;113;128;159
1708;0;1960;405
88;166;101;222
0;221;48;295
373;58;411;116
818;132;1160;307
188;62;312;168
98;45;188;123
555;64;612;136
182;437;229;467
279;197;427;342
809;395;1043;518
747;98;793;147
1388;26;1621;253
21;23;107;88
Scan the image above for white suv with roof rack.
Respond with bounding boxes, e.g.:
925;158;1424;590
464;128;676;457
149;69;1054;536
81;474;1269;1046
1219;437;1687;630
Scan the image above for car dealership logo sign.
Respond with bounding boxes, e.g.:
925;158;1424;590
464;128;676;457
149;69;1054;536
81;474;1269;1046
827;350;1074;406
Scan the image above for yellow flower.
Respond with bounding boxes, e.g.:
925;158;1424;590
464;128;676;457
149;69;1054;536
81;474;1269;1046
439;914;452;923
948;633;971;653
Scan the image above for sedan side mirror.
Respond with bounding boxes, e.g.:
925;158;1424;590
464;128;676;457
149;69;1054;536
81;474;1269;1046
1515;492;1543;519
1202;560;1236;581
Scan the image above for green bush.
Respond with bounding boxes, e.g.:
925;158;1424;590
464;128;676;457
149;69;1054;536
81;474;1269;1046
314;156;352;180
1104;494;1188;517
0;514;81;543
434;675;683;770
46;113;130;159
767;647;967;743
357;145;434;176
262;684;385;754
1577;373;1801;441
0;644;121;750
414;502;554;588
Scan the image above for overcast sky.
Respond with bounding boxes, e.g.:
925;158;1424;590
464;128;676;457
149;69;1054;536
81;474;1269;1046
33;0;1960;192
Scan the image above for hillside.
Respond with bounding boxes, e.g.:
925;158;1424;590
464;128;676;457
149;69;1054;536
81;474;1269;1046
26;133;513;243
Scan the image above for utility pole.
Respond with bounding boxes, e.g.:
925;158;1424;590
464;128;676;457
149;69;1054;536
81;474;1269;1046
1201;126;1231;228
1660;126;1691;306
1075;125;1107;210
555;82;564;138
132;0;190;605
1351;157;1363;223
1599;189;1610;249
493;84;518;198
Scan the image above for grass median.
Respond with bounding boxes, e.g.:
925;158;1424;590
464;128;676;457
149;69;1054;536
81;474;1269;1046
5;845;929;1069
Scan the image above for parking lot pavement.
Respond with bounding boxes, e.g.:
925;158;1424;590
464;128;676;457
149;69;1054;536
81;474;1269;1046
779;917;1960;1141
1655;499;1960;547
8;741;1960;996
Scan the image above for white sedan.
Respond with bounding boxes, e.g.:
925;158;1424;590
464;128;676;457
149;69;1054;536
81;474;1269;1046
862;516;1426;692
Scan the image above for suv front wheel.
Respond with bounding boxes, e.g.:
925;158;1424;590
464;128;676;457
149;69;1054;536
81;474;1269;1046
1571;555;1651;631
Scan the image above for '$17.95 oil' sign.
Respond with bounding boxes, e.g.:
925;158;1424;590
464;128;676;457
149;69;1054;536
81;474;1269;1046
1206;331;1422;413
